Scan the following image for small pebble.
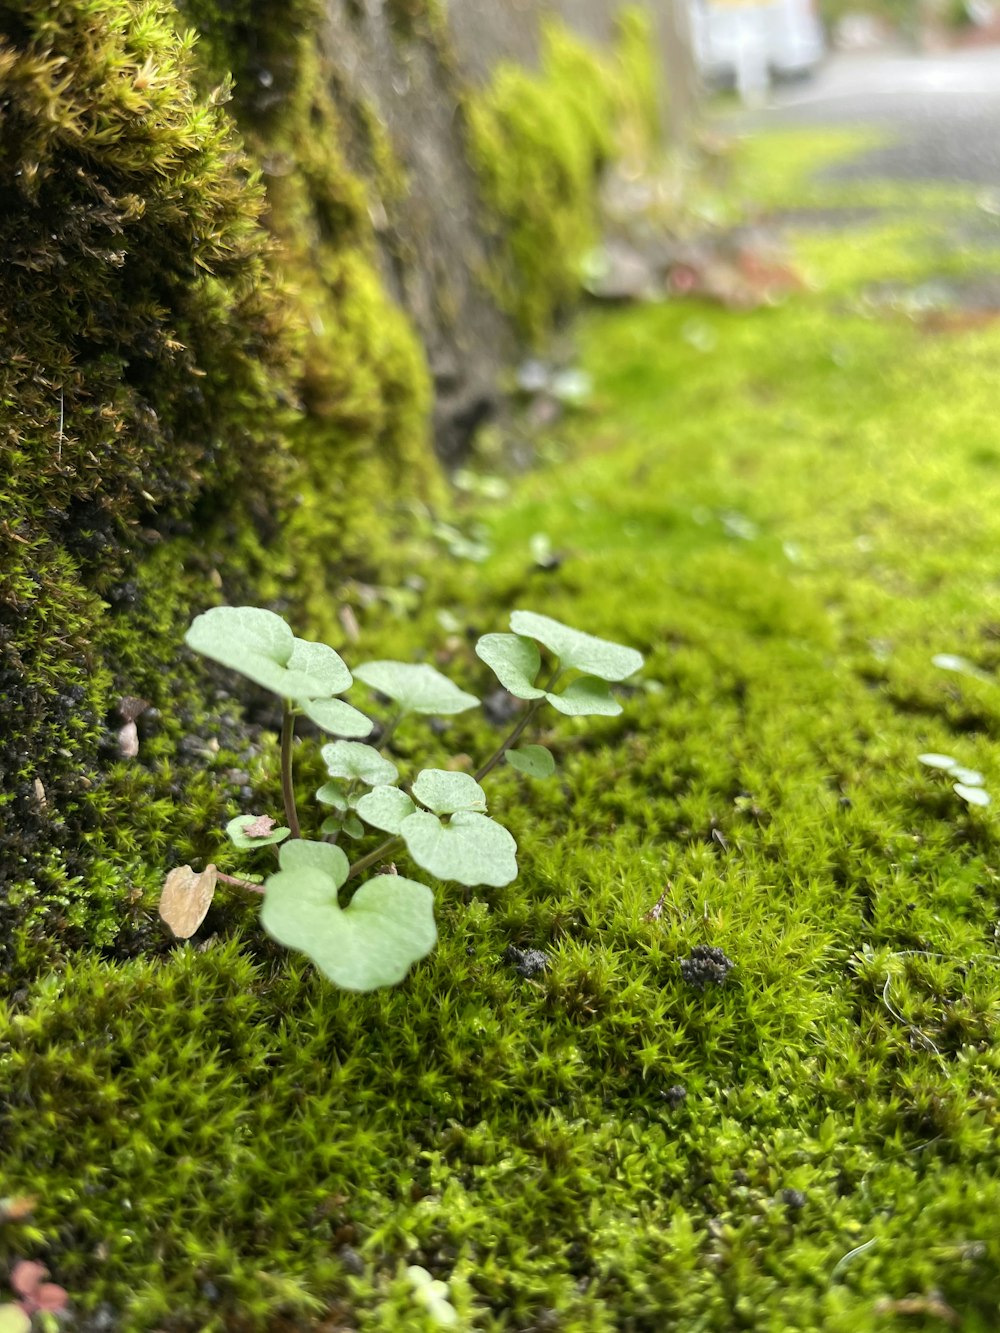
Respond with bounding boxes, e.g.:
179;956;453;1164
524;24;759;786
505;945;549;978
679;945;734;990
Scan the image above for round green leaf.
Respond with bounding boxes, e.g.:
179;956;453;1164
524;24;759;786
285;637;353;696
546;676;622;717
278;838;349;886
400;810;517;887
321;741;398;787
356;786;416;834
303;697;373;738
353;661;479;715
954;783;990;807
918;753;958;770
509;610;643;682
506;744;556;778
185;606;352;700
261;866;436;990
412;769;488;815
474;633;544;699
316;781;349;812
226;815;291;849
0;1307;31;1333
341;814;365;839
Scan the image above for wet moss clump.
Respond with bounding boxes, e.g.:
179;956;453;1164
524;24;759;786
0;0;293;961
466;10;661;345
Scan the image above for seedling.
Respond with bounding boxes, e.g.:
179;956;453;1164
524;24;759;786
161;606;643;990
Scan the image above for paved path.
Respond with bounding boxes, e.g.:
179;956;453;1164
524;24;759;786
736;47;1000;184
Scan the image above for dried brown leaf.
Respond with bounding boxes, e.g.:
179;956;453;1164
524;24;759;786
242;814;277;838
874;1295;959;1326
159;864;218;939
118;720;139;758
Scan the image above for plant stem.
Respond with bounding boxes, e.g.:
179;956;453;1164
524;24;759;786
377;710;403;753
216;871;265;895
474;668;560;782
346;835;402;881
280;699;302;840
474;700;543;781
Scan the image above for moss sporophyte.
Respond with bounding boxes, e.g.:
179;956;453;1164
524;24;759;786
160;606;643;990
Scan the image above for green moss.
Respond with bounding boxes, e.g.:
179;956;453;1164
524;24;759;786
465;10;663;344
5;131;1000;1328
0;0;295;955
465;22;619;344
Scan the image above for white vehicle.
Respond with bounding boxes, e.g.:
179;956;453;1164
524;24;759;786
688;0;825;94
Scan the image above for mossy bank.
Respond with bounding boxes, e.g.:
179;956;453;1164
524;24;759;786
0;0;654;964
4;129;1000;1328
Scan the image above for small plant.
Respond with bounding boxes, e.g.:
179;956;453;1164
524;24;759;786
160;606;643;990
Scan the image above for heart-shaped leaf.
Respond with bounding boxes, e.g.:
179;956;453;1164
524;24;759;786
506;744;556;778
412;769;488;815
475;633;545;699
509;610;643;682
226;815;291;849
321;741;398;787
316;781;349;811
546;676;622;716
159;864;218;938
186;607;352;700
341;814;365;839
400;810;517;887
279;838;349;885
302;697;373;738
261;865;436;990
353;661;479;715
355;786;416;834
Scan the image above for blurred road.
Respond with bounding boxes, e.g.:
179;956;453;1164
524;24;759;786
740;47;1000;184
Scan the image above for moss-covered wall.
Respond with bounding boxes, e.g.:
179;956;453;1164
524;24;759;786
0;0;661;969
0;0;442;967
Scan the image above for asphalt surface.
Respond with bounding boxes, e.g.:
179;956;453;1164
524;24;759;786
737;47;1000;185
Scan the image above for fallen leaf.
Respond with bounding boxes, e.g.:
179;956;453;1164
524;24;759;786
10;1262;46;1297
159;864;218;938
34;1284;68;1314
117;696;149;723
874;1295;959;1326
0;1196;37;1223
242;814;277;839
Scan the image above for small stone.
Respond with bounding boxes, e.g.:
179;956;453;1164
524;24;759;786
780;1188;807;1211
679;944;734;990
505;945;549;979
662;1084;687;1107
483;688;521;727
337;1245;365;1276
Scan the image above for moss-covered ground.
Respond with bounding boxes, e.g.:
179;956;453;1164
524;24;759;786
5;130;1000;1330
